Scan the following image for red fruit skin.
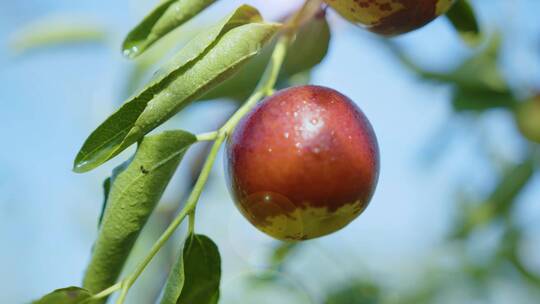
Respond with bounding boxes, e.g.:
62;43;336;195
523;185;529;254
324;0;455;36
225;85;379;241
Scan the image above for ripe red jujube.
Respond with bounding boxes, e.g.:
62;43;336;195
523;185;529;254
225;85;379;241
324;0;455;36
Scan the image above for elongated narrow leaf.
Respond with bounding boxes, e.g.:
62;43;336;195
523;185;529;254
446;0;481;46
123;0;217;58
161;234;221;304
74;6;279;173
83;131;196;299
10;16;106;54
200;8;331;101
32;287;92;304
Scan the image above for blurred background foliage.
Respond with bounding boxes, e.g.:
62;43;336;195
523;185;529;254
1;0;540;303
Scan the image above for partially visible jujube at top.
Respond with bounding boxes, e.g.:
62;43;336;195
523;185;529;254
324;0;455;35
225;86;379;240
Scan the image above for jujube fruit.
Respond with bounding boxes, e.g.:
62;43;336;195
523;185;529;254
225;85;379;241
324;0;455;36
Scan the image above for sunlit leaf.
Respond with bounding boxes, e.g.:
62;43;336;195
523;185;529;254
74;5;279;172
200;9;330;101
83;131;196;295
123;0;216;58
32;287;92;304
446;0;481;46
160;234;221;304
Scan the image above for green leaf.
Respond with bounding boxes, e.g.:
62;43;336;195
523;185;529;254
324;281;380;304
269;241;299;269
488;158;535;208
414;35;505;91
97;158;131;228
32;287;92;304
446;0;481;46
10;16;106;54
123;0;216;58
200;9;330;101
282;10;331;75
74;5;279;173
515;97;540;143
385;34;516;112
385;34;504;89
451;87;517;112
445;34;506;91
160;234;221;304
82;130;196;296
97;177;111;228
452;158;535;238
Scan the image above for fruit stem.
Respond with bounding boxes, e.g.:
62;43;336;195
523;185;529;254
220;0;322;133
188;210;196;234
85;282;122;302
196;131;219;141
112;2;321;303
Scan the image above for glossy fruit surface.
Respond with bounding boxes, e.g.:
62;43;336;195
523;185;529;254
324;0;455;36
225;85;379;240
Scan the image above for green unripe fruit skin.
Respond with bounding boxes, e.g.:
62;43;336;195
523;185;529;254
324;0;455;36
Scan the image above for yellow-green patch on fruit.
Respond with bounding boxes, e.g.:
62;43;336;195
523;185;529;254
324;0;455;36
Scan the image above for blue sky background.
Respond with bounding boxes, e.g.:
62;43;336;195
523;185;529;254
1;1;540;303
